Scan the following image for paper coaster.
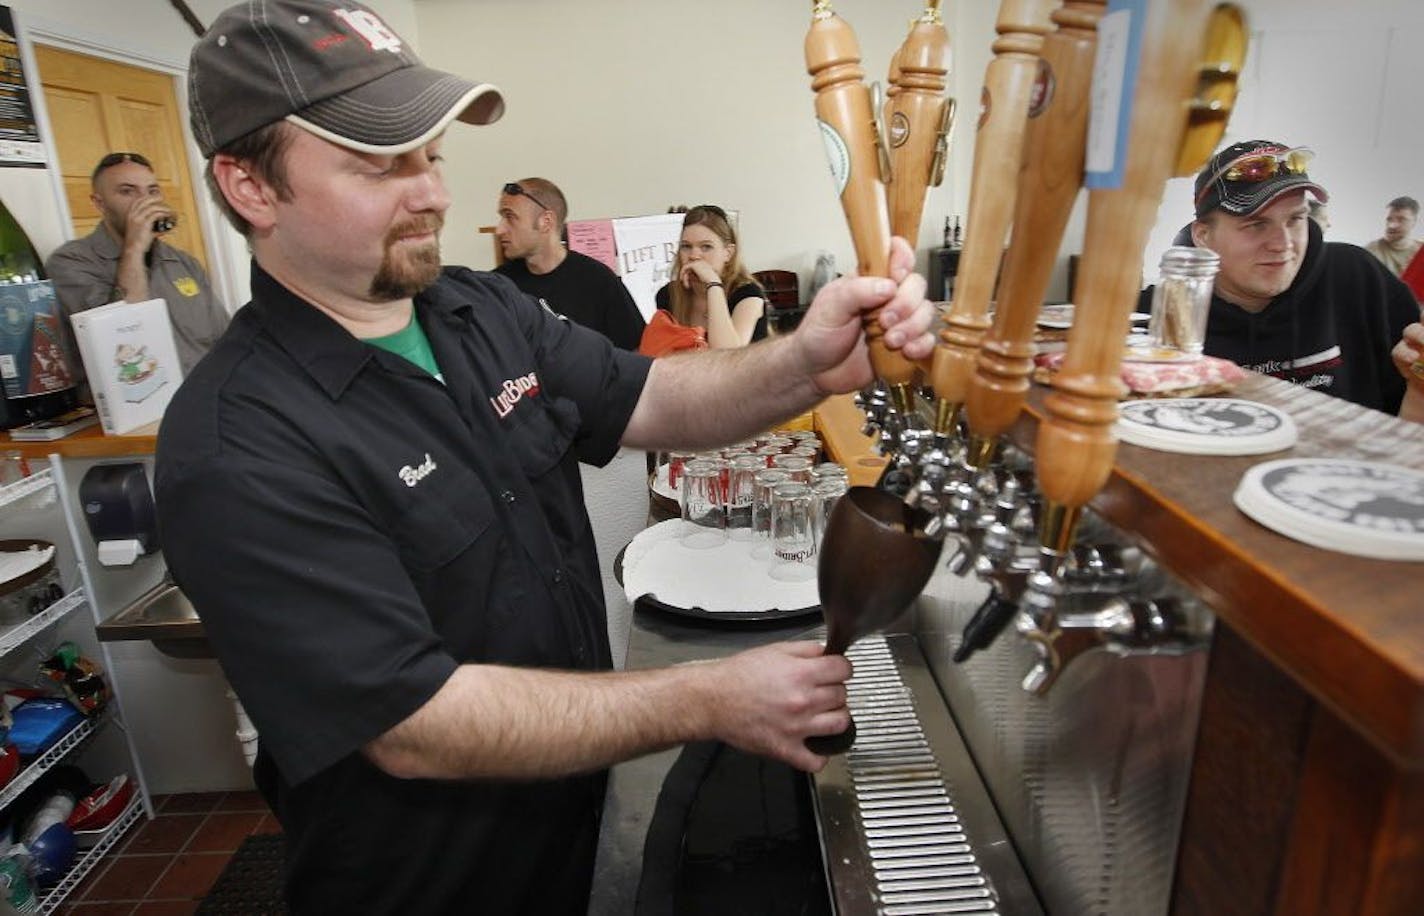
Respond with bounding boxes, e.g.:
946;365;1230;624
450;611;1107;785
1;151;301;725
1037;304;1075;329
1233;459;1424;561
1117;398;1297;455
622;519;819;616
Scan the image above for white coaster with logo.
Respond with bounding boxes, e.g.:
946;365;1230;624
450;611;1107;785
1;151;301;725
1233;458;1424;561
1116;398;1297;455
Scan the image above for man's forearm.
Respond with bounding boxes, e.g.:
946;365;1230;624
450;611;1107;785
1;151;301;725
115;246;151;302
622;336;825;450
365;661;715;780
365;640;850;780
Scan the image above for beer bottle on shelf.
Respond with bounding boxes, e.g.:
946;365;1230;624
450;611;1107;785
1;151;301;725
0;197;79;429
952;216;963;248
943;216;953;249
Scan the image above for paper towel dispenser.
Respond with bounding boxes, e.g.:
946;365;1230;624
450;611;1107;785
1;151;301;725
79;463;159;566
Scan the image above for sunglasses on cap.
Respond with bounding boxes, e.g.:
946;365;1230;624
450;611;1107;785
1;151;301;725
503;182;552;213
1194;147;1314;208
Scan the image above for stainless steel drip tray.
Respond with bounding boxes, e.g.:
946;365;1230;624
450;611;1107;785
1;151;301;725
811;634;1041;916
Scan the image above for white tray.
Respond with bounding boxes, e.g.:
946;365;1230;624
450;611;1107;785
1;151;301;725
622;520;820;622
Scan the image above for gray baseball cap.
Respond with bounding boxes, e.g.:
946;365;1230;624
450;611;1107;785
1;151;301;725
188;0;504;158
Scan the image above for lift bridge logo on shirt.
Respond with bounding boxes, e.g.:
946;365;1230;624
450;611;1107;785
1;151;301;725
489;370;541;419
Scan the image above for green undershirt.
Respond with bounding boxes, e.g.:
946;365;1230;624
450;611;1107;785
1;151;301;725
365;315;444;383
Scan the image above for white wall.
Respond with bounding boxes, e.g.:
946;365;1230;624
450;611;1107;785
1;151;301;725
411;0;1421;298
414;0;984;286
8;0;1417;304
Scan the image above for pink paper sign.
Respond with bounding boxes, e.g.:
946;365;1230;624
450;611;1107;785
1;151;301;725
566;219;617;272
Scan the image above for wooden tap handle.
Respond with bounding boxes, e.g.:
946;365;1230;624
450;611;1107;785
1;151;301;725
964;1;1106;451
805;7;913;387
1035;0;1219;515
884;6;951;247
929;0;1057;410
1177;4;1248;177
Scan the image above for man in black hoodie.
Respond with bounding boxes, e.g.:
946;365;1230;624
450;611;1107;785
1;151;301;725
1140;140;1423;418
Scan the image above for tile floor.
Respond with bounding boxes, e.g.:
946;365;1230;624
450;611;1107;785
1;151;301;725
56;790;281;915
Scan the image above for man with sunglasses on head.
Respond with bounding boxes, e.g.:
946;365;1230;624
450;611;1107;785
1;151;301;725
45;152;230;380
155;2;935;912
1141;139;1423;419
494;177;646;349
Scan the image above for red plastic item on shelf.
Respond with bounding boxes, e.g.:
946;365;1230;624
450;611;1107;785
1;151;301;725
0;741;18;788
65;773;134;831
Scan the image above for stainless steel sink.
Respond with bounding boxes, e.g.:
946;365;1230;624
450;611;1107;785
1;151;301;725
96;581;213;659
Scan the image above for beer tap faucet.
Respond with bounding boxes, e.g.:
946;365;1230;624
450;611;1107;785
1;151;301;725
1019;585;1194;695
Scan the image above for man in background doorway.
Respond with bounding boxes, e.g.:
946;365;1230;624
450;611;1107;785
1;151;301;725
494;177;645;349
1365;195;1421;279
45;152;230;378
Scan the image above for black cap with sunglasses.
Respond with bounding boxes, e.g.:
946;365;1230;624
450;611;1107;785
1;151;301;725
1193;140;1329;219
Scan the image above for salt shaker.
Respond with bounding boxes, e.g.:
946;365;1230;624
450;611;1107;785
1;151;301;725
1148;246;1220;355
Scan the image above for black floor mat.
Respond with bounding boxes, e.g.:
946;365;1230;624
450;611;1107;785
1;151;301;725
196;833;287;915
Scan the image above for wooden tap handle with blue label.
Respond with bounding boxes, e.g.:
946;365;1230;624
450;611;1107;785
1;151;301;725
1035;0;1242;560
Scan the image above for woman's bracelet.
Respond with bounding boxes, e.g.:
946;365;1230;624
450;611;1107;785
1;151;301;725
704;281;724;291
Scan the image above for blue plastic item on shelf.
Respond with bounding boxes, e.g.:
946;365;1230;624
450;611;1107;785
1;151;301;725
27;821;77;886
6;698;83;757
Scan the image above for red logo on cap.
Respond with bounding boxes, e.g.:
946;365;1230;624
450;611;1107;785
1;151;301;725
332;9;403;53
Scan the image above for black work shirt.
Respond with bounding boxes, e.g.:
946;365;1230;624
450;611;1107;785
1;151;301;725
154;263;651;914
495;250;646;350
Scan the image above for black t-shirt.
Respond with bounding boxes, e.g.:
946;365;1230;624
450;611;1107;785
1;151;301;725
495;250;646;350
1137;221;1417;414
155;263;651;913
655;280;768;343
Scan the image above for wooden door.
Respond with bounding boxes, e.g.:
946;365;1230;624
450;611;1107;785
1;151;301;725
34;45;209;271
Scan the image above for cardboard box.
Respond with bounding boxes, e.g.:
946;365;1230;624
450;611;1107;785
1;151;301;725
69;299;182;435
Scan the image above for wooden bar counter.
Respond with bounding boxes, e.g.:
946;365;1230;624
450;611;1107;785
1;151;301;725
7;421;158;461
812;381;1424;915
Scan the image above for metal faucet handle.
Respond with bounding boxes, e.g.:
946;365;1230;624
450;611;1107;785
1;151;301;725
1065;543;1130;590
1018;594;1192;695
944;525;984;577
